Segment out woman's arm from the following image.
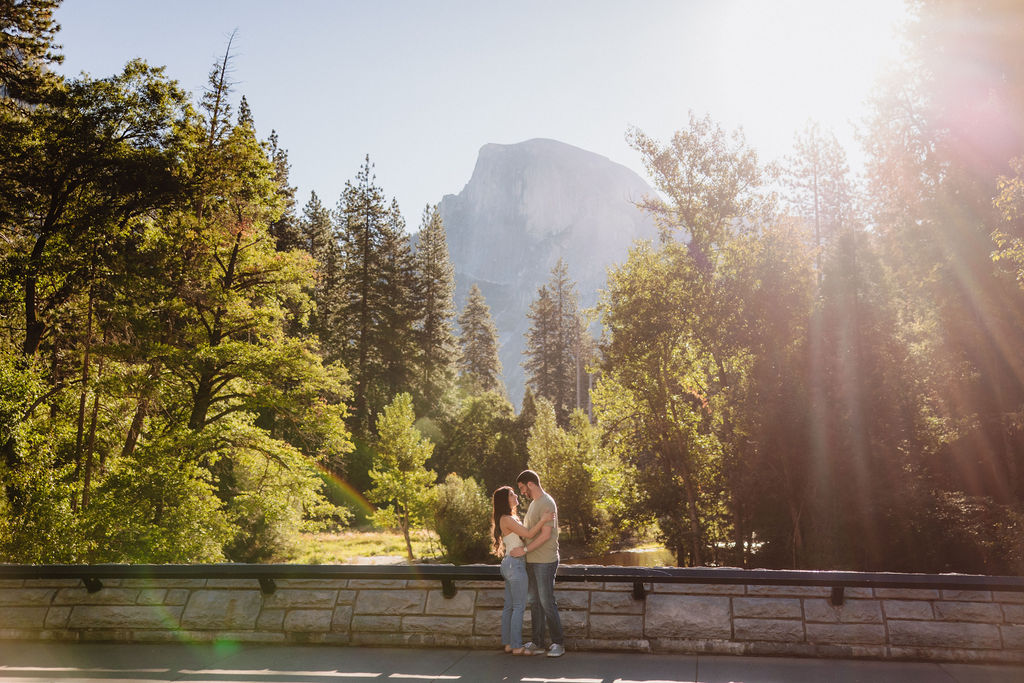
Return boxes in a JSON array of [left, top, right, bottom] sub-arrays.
[[501, 510, 554, 539]]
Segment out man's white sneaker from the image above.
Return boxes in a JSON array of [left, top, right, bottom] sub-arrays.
[[523, 642, 545, 655], [546, 643, 565, 657]]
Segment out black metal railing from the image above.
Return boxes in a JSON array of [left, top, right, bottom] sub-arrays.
[[3, 563, 1024, 605]]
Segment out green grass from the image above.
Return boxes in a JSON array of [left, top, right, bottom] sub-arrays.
[[287, 528, 443, 564]]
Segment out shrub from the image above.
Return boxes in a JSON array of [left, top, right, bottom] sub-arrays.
[[432, 473, 492, 564]]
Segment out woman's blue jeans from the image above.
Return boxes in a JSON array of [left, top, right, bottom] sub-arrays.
[[500, 554, 528, 648]]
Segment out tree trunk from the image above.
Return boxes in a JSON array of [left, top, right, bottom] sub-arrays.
[[402, 510, 414, 560]]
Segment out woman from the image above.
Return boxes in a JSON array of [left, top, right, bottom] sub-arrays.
[[492, 485, 553, 655]]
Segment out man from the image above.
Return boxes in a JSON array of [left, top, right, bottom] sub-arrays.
[[516, 469, 565, 657]]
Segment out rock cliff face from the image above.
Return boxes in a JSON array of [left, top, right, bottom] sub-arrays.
[[439, 138, 658, 407]]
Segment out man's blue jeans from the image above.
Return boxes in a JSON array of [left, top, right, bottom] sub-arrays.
[[526, 560, 563, 647]]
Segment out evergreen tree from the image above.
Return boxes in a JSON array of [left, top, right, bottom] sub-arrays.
[[456, 283, 503, 393], [780, 121, 857, 282], [0, 0, 62, 107], [375, 200, 419, 416], [413, 204, 457, 413], [298, 191, 343, 352], [334, 156, 407, 434], [523, 259, 586, 425], [267, 129, 303, 253]]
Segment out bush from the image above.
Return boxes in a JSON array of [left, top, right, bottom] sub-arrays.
[[432, 473, 492, 563]]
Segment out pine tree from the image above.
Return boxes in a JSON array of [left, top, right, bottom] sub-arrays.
[[376, 198, 419, 413], [299, 191, 343, 352], [0, 0, 62, 107], [267, 129, 303, 252], [334, 157, 417, 435], [523, 259, 586, 425], [413, 204, 457, 412], [781, 121, 857, 283], [456, 284, 503, 393]]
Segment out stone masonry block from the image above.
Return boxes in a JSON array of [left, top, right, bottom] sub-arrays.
[[44, 606, 72, 629], [256, 609, 285, 631], [560, 608, 589, 637], [474, 589, 505, 608], [652, 583, 745, 596], [994, 591, 1024, 604], [940, 590, 992, 602], [732, 597, 802, 619], [734, 618, 805, 643], [180, 590, 262, 630], [556, 591, 590, 610], [745, 585, 830, 598], [883, 600, 934, 620], [1003, 604, 1024, 624], [803, 599, 882, 624], [68, 605, 183, 629], [874, 588, 940, 600], [1000, 624, 1024, 650], [164, 590, 190, 606], [136, 590, 167, 605], [331, 605, 353, 632], [354, 590, 425, 615], [283, 609, 333, 632], [276, 579, 348, 589], [347, 580, 406, 590], [888, 620, 1001, 649], [402, 616, 474, 636], [806, 623, 886, 645], [0, 607, 48, 629], [351, 615, 401, 632], [588, 614, 644, 639], [261, 589, 337, 609], [117, 579, 206, 588], [934, 601, 1002, 623], [644, 594, 731, 639], [425, 589, 475, 616], [473, 608, 503, 636], [590, 590, 644, 615], [203, 580, 260, 590], [0, 589, 55, 606], [54, 588, 139, 605], [336, 590, 357, 605]]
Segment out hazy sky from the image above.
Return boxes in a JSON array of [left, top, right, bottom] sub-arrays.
[[53, 0, 908, 229]]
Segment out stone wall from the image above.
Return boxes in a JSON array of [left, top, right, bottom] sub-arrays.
[[2, 575, 1024, 663]]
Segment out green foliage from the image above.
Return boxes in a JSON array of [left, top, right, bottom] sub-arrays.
[[430, 388, 519, 494], [82, 436, 229, 563], [527, 399, 617, 551], [368, 393, 437, 559], [523, 260, 589, 425], [413, 205, 458, 415], [432, 472, 491, 564], [456, 284, 503, 394]]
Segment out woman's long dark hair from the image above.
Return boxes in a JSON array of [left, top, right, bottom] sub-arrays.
[[491, 486, 514, 555]]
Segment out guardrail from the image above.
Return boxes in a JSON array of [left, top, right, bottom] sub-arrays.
[[3, 563, 1023, 606]]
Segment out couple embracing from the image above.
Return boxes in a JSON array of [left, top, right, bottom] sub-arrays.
[[491, 469, 565, 657]]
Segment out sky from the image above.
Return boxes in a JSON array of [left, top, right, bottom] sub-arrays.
[[52, 0, 910, 230]]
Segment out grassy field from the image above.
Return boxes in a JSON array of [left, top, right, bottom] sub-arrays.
[[287, 528, 443, 564]]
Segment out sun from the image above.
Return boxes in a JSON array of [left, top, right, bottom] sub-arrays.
[[706, 0, 909, 150]]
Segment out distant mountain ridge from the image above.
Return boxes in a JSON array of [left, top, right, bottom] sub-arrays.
[[438, 138, 658, 407]]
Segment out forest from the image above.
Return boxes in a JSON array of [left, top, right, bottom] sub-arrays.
[[3, 0, 1024, 574]]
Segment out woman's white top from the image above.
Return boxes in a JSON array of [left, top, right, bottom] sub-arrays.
[[502, 520, 525, 556]]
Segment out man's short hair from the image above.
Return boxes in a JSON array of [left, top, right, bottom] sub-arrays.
[[516, 469, 540, 486]]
